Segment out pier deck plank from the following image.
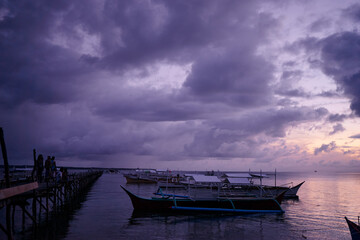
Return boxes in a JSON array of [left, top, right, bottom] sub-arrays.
[[0, 182, 39, 200]]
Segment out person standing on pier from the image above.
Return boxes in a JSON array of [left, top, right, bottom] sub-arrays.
[[61, 167, 68, 182], [45, 156, 51, 181], [50, 156, 56, 178], [56, 168, 62, 182], [36, 154, 44, 182]]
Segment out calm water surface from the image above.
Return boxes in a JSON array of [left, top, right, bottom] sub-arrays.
[[9, 171, 360, 239]]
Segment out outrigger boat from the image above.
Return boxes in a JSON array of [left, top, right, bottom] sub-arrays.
[[123, 169, 158, 184], [221, 172, 304, 199], [221, 181, 305, 199], [345, 216, 360, 240], [121, 185, 286, 214]]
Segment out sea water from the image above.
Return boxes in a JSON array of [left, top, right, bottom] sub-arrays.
[[4, 171, 360, 240]]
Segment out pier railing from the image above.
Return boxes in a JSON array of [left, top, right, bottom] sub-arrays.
[[0, 170, 103, 239], [0, 128, 103, 240]]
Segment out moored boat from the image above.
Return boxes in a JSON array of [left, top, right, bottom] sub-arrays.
[[261, 181, 305, 198], [222, 181, 305, 199], [121, 185, 285, 214], [123, 169, 158, 184], [124, 174, 158, 184], [221, 172, 304, 199], [345, 216, 360, 240]]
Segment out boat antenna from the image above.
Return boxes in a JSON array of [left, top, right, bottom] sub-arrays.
[[275, 168, 277, 187]]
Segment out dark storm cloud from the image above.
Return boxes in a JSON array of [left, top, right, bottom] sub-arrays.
[[342, 3, 360, 22], [319, 32, 360, 116], [327, 113, 348, 122], [316, 91, 341, 98], [294, 31, 360, 116], [0, 0, 96, 108], [91, 88, 225, 122], [0, 0, 275, 111], [215, 107, 328, 138], [96, 0, 261, 71], [183, 47, 274, 106], [0, 0, 283, 163], [184, 107, 328, 158], [314, 141, 336, 155], [1, 0, 347, 167]]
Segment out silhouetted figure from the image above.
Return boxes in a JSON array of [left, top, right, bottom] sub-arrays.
[[50, 156, 56, 178], [45, 156, 51, 181], [36, 154, 44, 182], [56, 169, 62, 182], [61, 167, 68, 182]]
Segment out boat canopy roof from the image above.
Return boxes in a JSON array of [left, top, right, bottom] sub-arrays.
[[250, 173, 269, 178], [135, 169, 157, 173], [226, 178, 251, 184], [185, 174, 221, 183], [224, 173, 252, 178]]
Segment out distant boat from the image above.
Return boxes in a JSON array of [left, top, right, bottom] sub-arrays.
[[121, 185, 286, 214], [123, 174, 158, 184], [221, 172, 305, 199], [345, 216, 360, 240], [123, 169, 158, 184]]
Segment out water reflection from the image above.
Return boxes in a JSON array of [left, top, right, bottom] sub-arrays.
[[127, 209, 289, 240], [16, 186, 94, 240]]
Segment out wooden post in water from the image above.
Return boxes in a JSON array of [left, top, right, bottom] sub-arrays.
[[0, 128, 13, 240], [32, 149, 37, 181], [32, 150, 38, 226], [0, 128, 10, 187]]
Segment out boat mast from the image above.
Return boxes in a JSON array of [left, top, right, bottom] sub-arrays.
[[166, 169, 169, 192], [260, 169, 263, 197]]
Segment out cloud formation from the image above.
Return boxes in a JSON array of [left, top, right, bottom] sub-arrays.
[[319, 32, 360, 116], [0, 0, 359, 170], [329, 123, 345, 135], [350, 134, 360, 139], [314, 141, 337, 155]]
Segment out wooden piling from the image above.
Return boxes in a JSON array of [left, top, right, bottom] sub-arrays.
[[0, 128, 13, 240]]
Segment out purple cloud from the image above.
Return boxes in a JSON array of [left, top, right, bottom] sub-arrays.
[[342, 3, 360, 22], [329, 123, 345, 135], [0, 0, 358, 169], [349, 134, 360, 139], [183, 47, 274, 106], [184, 107, 328, 158], [294, 31, 360, 117], [308, 17, 332, 33], [319, 32, 360, 116], [327, 113, 348, 122], [314, 141, 337, 155]]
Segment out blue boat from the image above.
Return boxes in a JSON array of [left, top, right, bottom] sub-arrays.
[[121, 185, 286, 214]]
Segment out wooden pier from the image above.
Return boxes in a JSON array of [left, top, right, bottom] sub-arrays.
[[0, 128, 103, 239]]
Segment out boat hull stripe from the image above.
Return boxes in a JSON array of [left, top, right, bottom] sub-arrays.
[[171, 206, 284, 214]]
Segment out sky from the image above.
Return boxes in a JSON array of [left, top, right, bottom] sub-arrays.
[[1, 0, 360, 172]]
